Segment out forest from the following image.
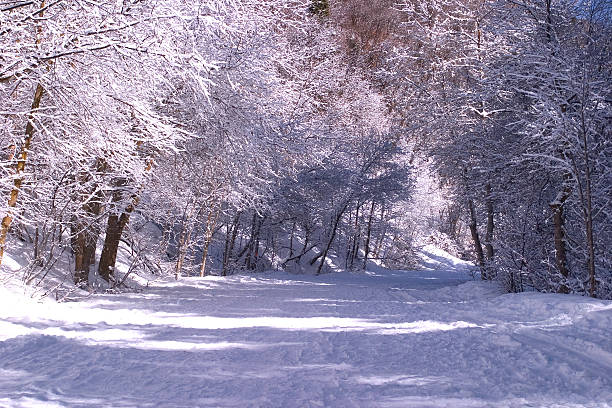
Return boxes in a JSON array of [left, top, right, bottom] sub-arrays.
[[1, 1, 612, 407], [1, 0, 610, 298]]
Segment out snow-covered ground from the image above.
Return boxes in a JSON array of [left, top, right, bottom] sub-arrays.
[[1, 247, 611, 407]]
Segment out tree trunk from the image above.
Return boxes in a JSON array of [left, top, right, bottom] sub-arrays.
[[344, 210, 352, 269], [199, 206, 219, 277], [98, 189, 137, 282], [580, 111, 596, 297], [33, 226, 43, 266], [0, 83, 44, 269], [373, 203, 386, 259], [175, 218, 195, 279], [301, 227, 310, 261], [98, 159, 152, 284], [349, 204, 361, 268], [482, 183, 494, 288], [284, 226, 312, 268], [467, 198, 486, 277], [72, 160, 106, 286], [244, 213, 257, 270], [98, 213, 123, 283], [317, 204, 348, 275], [363, 200, 376, 270], [484, 184, 494, 262], [71, 223, 86, 283], [72, 218, 101, 287], [175, 205, 198, 279], [222, 213, 240, 276], [245, 214, 264, 270], [199, 234, 211, 278], [585, 183, 596, 298], [550, 183, 571, 293], [288, 220, 296, 259], [174, 220, 188, 280]]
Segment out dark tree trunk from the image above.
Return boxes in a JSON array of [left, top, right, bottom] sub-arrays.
[[550, 184, 571, 294], [363, 201, 376, 269], [244, 214, 264, 270], [350, 204, 361, 268], [374, 203, 387, 259], [174, 220, 188, 280], [485, 184, 494, 262], [72, 220, 101, 286], [317, 204, 348, 275], [301, 227, 310, 260], [244, 213, 257, 270], [98, 182, 138, 284], [222, 213, 241, 276], [71, 160, 106, 286], [288, 220, 296, 259], [71, 223, 86, 284], [98, 213, 124, 283], [345, 209, 353, 269], [579, 111, 596, 297], [467, 198, 486, 277], [98, 158, 151, 284]]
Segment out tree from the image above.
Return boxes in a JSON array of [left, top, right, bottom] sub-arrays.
[[0, 0, 224, 285]]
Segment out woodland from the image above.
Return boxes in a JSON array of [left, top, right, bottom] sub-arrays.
[[1, 0, 611, 298]]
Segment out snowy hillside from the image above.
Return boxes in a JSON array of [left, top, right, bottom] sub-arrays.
[[1, 248, 610, 407]]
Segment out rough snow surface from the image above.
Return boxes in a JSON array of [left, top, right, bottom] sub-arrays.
[[1, 248, 611, 407]]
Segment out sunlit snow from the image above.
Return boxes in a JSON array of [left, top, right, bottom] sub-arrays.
[[0, 249, 611, 407]]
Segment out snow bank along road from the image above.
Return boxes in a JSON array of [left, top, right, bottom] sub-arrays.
[[1, 250, 611, 407]]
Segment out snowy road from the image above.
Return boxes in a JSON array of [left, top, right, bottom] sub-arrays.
[[1, 249, 612, 407]]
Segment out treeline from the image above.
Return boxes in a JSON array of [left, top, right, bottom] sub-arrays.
[[330, 0, 611, 297], [0, 0, 412, 289], [1, 0, 610, 299]]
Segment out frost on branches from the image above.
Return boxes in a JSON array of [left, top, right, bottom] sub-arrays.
[[1, 0, 610, 299]]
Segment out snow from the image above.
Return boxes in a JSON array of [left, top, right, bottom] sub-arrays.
[[1, 249, 611, 407]]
